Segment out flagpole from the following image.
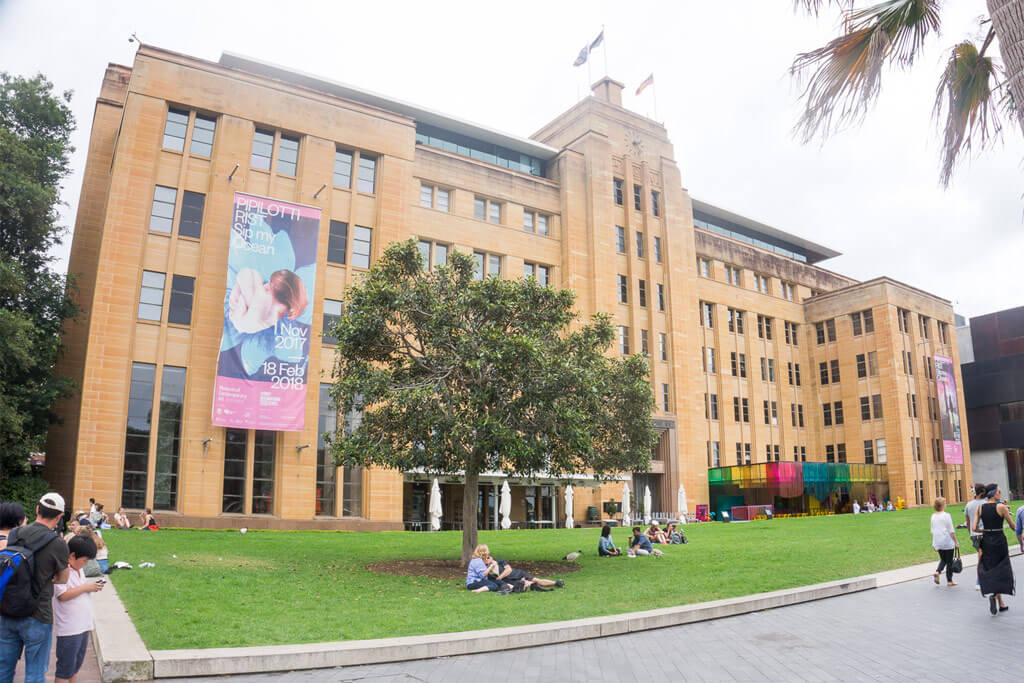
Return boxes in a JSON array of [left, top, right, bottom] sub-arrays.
[[653, 79, 658, 121], [602, 25, 608, 76]]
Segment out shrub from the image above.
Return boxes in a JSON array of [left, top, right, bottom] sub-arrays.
[[0, 475, 52, 522]]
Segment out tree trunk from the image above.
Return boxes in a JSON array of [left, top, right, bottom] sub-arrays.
[[461, 469, 479, 566], [989, 0, 1024, 135]]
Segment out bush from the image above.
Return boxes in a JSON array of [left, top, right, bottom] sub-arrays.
[[0, 475, 52, 522]]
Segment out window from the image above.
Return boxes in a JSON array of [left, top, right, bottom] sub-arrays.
[[651, 191, 661, 216], [703, 347, 716, 373], [149, 185, 177, 233], [800, 446, 807, 461], [736, 443, 743, 466], [342, 402, 364, 516], [474, 197, 486, 220], [706, 393, 719, 420], [654, 236, 662, 262], [613, 178, 623, 205], [524, 262, 550, 286], [826, 445, 835, 463], [823, 403, 833, 427], [725, 265, 741, 285], [924, 356, 933, 380], [489, 202, 501, 224], [733, 397, 749, 423], [875, 439, 886, 464], [795, 363, 802, 386], [909, 393, 918, 418], [744, 443, 752, 464], [659, 333, 667, 361], [851, 309, 874, 336], [730, 352, 747, 378], [322, 299, 343, 345], [918, 314, 931, 339], [759, 358, 775, 382], [316, 384, 337, 516], [222, 428, 247, 513], [781, 282, 795, 301], [938, 321, 949, 344], [636, 232, 645, 258], [276, 133, 299, 175], [618, 275, 628, 303], [700, 302, 714, 328], [619, 326, 630, 354], [784, 321, 799, 345], [903, 351, 914, 375], [708, 441, 721, 467], [167, 275, 194, 326], [726, 309, 744, 334], [662, 384, 670, 411], [328, 221, 348, 265], [657, 284, 665, 311], [897, 308, 910, 332], [251, 430, 276, 514], [698, 258, 711, 278], [473, 253, 484, 280], [334, 149, 353, 188], [863, 440, 875, 464], [352, 226, 372, 269], [190, 114, 216, 156], [641, 329, 650, 356], [830, 359, 840, 383], [856, 354, 867, 378], [121, 362, 155, 509], [138, 270, 166, 321], [523, 211, 537, 232], [837, 443, 847, 463], [769, 400, 778, 425], [834, 401, 844, 424], [753, 274, 770, 294], [872, 394, 883, 419], [162, 108, 189, 151], [488, 254, 502, 278], [792, 404, 805, 428], [178, 191, 205, 239], [757, 315, 773, 340], [536, 213, 548, 236], [827, 319, 837, 341], [420, 184, 450, 211], [152, 365, 186, 510], [357, 154, 377, 193], [638, 280, 647, 307], [633, 184, 642, 211], [816, 322, 825, 345], [421, 184, 435, 208], [251, 129, 274, 170], [615, 226, 626, 253]]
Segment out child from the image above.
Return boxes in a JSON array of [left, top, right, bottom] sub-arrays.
[[53, 535, 105, 683]]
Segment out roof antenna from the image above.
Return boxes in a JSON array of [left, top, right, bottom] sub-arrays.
[[128, 32, 140, 45]]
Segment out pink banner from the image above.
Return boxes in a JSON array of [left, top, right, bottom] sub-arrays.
[[934, 354, 964, 464], [212, 193, 321, 431]]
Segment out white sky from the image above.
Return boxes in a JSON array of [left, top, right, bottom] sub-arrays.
[[1, 0, 1020, 319]]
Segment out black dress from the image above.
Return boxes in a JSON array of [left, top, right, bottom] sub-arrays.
[[978, 502, 1015, 597]]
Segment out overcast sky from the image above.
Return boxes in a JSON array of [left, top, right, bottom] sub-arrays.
[[1, 0, 1020, 319]]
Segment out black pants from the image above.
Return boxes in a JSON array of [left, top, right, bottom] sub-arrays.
[[936, 548, 955, 582]]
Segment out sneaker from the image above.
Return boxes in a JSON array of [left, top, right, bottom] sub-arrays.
[[554, 579, 565, 588]]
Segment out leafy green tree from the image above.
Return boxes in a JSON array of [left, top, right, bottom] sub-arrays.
[[329, 240, 657, 563], [792, 0, 1024, 185], [0, 73, 77, 481]]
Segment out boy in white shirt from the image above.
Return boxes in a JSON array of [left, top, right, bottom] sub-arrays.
[[52, 535, 105, 683]]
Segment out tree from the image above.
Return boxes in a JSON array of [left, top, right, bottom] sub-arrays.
[[791, 0, 1024, 185], [328, 240, 658, 563], [0, 73, 78, 480]]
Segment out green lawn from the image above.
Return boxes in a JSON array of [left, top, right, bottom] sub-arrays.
[[106, 503, 1021, 650]]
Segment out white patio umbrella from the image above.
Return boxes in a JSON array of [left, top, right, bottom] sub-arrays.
[[499, 480, 512, 530], [621, 482, 631, 527], [428, 478, 443, 531], [677, 483, 688, 524], [643, 485, 652, 525], [564, 485, 575, 529]]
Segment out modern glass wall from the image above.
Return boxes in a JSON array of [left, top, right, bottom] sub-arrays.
[[122, 363, 156, 509], [153, 366, 186, 510]]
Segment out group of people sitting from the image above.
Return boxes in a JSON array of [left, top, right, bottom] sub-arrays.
[[83, 498, 159, 530], [465, 544, 567, 594], [599, 522, 687, 557], [852, 499, 894, 514]]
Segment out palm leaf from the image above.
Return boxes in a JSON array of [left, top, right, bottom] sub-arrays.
[[933, 31, 1003, 187], [792, 0, 941, 141]]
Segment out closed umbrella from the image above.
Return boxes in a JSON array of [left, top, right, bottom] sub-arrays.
[[677, 483, 688, 524], [643, 485, 652, 525], [564, 485, 574, 529], [428, 478, 442, 531], [621, 482, 631, 527], [499, 480, 512, 530]]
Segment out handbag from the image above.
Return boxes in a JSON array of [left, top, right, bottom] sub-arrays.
[[951, 547, 963, 574]]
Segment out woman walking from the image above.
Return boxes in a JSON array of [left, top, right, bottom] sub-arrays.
[[930, 497, 958, 586], [971, 483, 1018, 614]]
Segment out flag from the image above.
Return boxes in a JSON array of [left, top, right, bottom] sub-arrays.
[[573, 44, 589, 67], [590, 29, 604, 50], [635, 73, 654, 95]]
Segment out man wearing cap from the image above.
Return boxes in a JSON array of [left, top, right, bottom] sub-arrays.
[[0, 493, 70, 683]]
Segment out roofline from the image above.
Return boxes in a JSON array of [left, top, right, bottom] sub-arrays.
[[690, 198, 842, 263], [218, 52, 560, 162], [808, 276, 952, 307]]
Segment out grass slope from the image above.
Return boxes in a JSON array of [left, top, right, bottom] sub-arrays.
[[107, 502, 1020, 649]]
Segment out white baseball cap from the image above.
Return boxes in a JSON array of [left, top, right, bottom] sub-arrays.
[[38, 492, 66, 512]]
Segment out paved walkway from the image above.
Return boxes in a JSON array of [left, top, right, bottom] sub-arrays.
[[12, 632, 102, 683], [192, 555, 1024, 683]]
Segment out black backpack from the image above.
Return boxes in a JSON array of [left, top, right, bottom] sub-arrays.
[[0, 526, 60, 618]]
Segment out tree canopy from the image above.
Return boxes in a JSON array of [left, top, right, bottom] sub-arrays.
[[329, 239, 657, 562], [0, 72, 78, 480]]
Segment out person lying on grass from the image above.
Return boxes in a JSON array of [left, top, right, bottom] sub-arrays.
[[628, 526, 653, 556], [465, 544, 510, 594], [490, 557, 564, 592]]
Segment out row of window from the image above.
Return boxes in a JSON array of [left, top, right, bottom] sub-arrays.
[[617, 275, 666, 310], [615, 226, 663, 262], [896, 308, 951, 344], [699, 303, 800, 346], [815, 310, 874, 344], [702, 391, 884, 425], [706, 439, 887, 467], [612, 178, 661, 216], [697, 258, 800, 301], [618, 326, 670, 362], [420, 184, 553, 236]]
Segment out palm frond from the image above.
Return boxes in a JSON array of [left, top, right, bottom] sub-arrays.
[[933, 31, 1003, 187], [794, 0, 847, 15], [792, 0, 942, 141]]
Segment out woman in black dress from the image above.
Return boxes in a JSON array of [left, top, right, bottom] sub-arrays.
[[971, 483, 1018, 614]]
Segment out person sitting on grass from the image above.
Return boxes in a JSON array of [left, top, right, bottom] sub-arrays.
[[628, 526, 653, 556], [53, 535, 105, 683], [465, 544, 510, 594], [138, 508, 158, 530], [492, 557, 564, 592], [113, 507, 132, 529], [598, 524, 621, 556], [646, 522, 669, 544], [666, 522, 687, 544]]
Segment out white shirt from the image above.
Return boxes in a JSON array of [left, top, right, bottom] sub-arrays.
[[852, 503, 860, 514], [931, 511, 956, 551], [52, 567, 94, 637]]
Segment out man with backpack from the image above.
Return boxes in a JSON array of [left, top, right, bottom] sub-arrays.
[[0, 492, 70, 683]]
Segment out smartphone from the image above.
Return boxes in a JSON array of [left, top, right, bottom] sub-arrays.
[[96, 579, 106, 585]]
